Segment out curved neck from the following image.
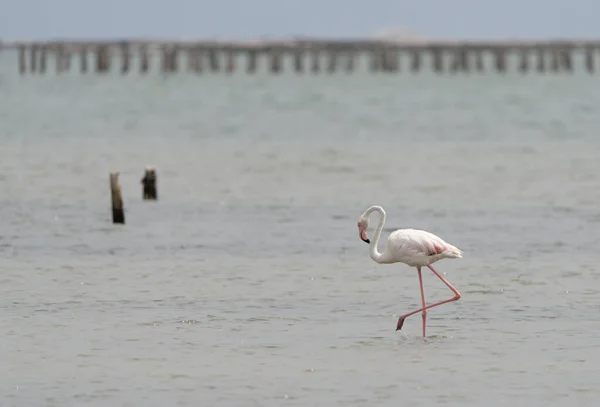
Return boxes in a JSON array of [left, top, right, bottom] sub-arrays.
[[367, 206, 388, 263]]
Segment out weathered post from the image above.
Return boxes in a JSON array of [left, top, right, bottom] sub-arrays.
[[110, 172, 125, 224], [141, 167, 157, 200]]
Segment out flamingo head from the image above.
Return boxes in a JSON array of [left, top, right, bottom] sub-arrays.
[[357, 217, 370, 244]]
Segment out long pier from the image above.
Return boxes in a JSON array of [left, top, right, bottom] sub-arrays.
[[1, 39, 599, 75]]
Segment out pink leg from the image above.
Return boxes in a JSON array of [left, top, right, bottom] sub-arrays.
[[396, 264, 461, 333], [417, 267, 427, 337]]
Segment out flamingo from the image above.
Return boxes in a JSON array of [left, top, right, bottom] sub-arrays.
[[357, 205, 463, 337]]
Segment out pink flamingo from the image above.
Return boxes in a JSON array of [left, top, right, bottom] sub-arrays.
[[357, 205, 463, 337]]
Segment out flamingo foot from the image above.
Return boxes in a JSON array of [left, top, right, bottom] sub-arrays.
[[396, 317, 406, 331]]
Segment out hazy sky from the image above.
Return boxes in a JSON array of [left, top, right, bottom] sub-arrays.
[[1, 0, 599, 40]]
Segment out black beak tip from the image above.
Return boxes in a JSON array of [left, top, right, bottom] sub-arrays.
[[362, 238, 370, 244]]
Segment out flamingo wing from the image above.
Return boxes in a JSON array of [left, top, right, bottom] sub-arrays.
[[387, 228, 452, 258]]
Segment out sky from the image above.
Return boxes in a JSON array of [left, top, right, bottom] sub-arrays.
[[1, 0, 599, 40]]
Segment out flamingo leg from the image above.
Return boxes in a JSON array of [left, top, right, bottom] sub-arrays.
[[396, 264, 461, 334], [417, 267, 427, 337]]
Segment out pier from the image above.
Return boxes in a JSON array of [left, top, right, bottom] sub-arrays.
[[1, 38, 599, 75]]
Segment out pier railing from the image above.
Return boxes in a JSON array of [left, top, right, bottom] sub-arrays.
[[1, 39, 599, 75]]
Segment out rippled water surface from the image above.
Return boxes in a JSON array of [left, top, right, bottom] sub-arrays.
[[1, 52, 600, 406]]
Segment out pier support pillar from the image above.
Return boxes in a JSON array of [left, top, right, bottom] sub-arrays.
[[270, 50, 282, 74], [39, 46, 47, 73], [410, 50, 421, 72], [450, 47, 469, 73], [80, 47, 88, 73], [560, 48, 572, 72], [550, 49, 560, 72], [494, 48, 507, 73], [96, 46, 110, 73], [311, 50, 320, 73], [139, 45, 149, 73], [56, 46, 66, 74], [247, 50, 257, 73], [369, 49, 381, 72], [536, 48, 546, 73], [382, 50, 399, 72], [585, 47, 595, 73], [431, 48, 443, 74], [19, 45, 26, 74], [188, 47, 202, 73], [345, 51, 354, 72], [29, 45, 38, 73], [161, 46, 178, 73], [120, 43, 130, 74], [327, 50, 338, 73], [518, 49, 528, 73], [294, 50, 303, 73], [208, 48, 219, 72], [226, 49, 235, 74], [474, 50, 484, 72]]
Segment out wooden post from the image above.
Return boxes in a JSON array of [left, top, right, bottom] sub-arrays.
[[110, 172, 125, 224], [141, 167, 157, 200]]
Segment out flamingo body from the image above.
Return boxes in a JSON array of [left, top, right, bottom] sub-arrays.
[[380, 228, 463, 267]]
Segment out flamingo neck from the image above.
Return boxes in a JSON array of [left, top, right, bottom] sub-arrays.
[[367, 206, 388, 264]]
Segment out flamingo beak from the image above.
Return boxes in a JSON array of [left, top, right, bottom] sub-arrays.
[[359, 225, 370, 244]]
